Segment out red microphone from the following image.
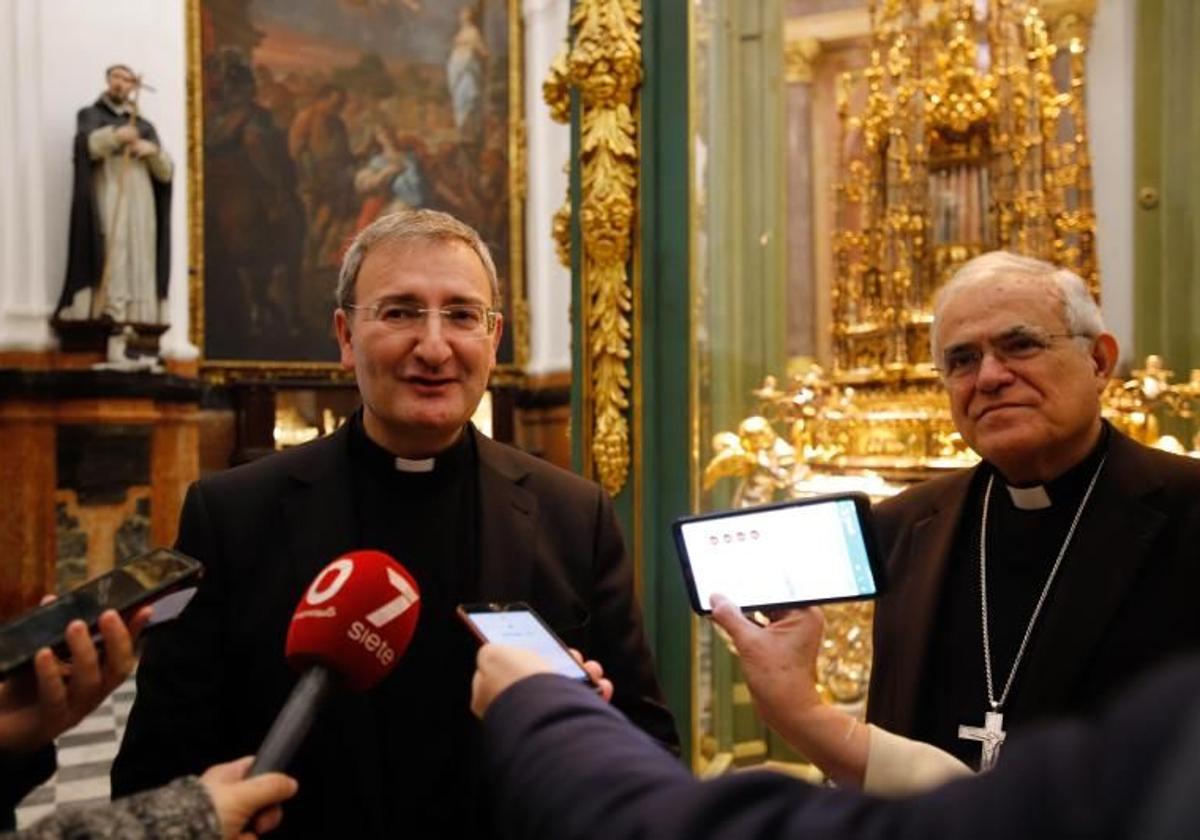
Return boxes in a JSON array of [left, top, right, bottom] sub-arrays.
[[249, 550, 420, 775]]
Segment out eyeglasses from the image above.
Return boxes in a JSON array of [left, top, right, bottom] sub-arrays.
[[937, 327, 1091, 380], [345, 300, 498, 337]]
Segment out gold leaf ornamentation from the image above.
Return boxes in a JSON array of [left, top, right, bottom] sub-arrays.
[[563, 0, 642, 495], [543, 45, 571, 125], [551, 199, 572, 269]]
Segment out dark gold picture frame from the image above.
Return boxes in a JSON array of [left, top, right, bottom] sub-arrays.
[[186, 0, 527, 383]]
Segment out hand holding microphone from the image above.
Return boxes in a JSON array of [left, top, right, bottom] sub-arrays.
[[200, 756, 298, 840], [249, 550, 421, 776]]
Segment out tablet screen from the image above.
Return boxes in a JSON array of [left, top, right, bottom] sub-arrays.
[[676, 497, 878, 612]]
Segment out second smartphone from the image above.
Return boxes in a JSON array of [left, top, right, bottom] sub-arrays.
[[457, 602, 598, 688]]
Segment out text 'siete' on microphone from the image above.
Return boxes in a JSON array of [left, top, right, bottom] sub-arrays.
[[249, 550, 420, 776]]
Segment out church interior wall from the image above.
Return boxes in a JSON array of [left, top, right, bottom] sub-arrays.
[[1, 0, 573, 373], [7, 0, 194, 358], [2, 0, 1138, 399], [0, 0, 1160, 593], [0, 0, 575, 613]]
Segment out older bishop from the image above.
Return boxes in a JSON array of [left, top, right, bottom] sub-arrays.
[[867, 251, 1200, 773], [700, 251, 1200, 793]]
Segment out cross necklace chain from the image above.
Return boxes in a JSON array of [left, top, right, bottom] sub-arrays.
[[957, 456, 1107, 772]]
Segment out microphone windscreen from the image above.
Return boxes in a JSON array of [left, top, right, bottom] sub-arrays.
[[284, 550, 420, 691]]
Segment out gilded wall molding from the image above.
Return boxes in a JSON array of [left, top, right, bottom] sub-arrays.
[[556, 0, 641, 496], [543, 46, 572, 270], [543, 45, 571, 124]]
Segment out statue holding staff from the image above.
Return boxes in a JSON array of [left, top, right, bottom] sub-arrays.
[[56, 64, 173, 333]]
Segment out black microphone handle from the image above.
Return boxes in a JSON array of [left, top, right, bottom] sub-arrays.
[[248, 666, 333, 776]]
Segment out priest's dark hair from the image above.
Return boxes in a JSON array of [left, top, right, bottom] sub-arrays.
[[105, 63, 135, 79], [335, 209, 501, 310]]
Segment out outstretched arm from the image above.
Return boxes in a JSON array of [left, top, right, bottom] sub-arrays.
[[709, 595, 872, 787], [709, 595, 969, 793], [8, 758, 297, 840], [480, 655, 1200, 840]]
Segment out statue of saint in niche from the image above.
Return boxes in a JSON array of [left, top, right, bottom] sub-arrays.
[[56, 64, 173, 360]]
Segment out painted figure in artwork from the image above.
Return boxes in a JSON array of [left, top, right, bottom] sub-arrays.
[[446, 5, 488, 145], [290, 84, 356, 271], [203, 50, 305, 349]]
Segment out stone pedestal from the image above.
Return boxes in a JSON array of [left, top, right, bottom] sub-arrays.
[[0, 369, 201, 618]]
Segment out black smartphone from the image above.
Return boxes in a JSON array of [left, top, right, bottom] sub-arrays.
[[0, 547, 203, 677], [457, 602, 598, 688], [671, 492, 885, 614]]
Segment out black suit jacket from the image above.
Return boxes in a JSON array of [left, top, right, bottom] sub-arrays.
[[867, 428, 1200, 736], [112, 425, 678, 836], [0, 747, 54, 830], [483, 654, 1200, 840]]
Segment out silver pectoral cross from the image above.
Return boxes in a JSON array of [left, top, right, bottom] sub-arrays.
[[958, 709, 1007, 772]]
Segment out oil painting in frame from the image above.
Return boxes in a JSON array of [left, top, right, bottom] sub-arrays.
[[186, 0, 526, 381]]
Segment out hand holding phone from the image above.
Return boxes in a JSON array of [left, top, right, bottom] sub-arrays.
[[0, 547, 203, 679], [458, 603, 600, 689], [0, 606, 150, 754]]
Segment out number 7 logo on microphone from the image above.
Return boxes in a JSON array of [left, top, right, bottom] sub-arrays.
[[287, 550, 422, 692], [366, 567, 418, 628], [303, 556, 419, 627]]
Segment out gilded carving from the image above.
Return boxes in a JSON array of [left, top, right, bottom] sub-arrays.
[[543, 45, 571, 124], [543, 46, 573, 271], [559, 0, 642, 496], [832, 0, 1099, 380], [783, 37, 821, 85], [551, 200, 572, 269]]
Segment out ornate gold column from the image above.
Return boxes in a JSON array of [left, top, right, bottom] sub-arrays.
[[544, 0, 642, 496]]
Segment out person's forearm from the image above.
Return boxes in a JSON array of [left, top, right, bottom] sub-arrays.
[[769, 700, 870, 788], [3, 776, 220, 839], [862, 725, 971, 795]]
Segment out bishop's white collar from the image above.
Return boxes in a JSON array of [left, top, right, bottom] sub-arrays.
[[1004, 483, 1052, 510], [393, 455, 435, 473]]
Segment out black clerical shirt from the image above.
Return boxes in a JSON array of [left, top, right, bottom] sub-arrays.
[[913, 425, 1111, 768], [347, 413, 485, 835]]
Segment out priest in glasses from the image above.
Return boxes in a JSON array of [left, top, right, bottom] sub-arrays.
[[714, 251, 1200, 791], [113, 209, 678, 837]]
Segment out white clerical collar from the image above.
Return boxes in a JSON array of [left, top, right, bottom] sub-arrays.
[[1005, 483, 1052, 510], [393, 455, 435, 473]]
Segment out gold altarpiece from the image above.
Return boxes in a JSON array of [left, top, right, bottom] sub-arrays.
[[688, 0, 1200, 776], [690, 0, 1111, 776], [545, 0, 1196, 774]]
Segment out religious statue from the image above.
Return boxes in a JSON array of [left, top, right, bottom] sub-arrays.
[[56, 64, 173, 362]]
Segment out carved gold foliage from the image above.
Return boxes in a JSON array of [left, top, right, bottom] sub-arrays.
[[544, 47, 573, 270], [543, 45, 571, 125], [564, 0, 642, 496], [551, 199, 572, 269]]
